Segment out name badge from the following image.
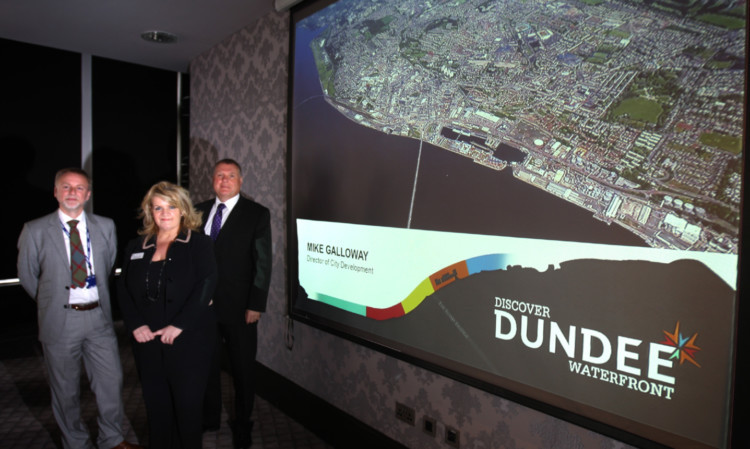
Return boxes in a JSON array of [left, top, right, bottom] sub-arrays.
[[131, 252, 145, 260]]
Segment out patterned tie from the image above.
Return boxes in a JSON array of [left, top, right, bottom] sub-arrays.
[[68, 220, 88, 288], [210, 203, 226, 241]]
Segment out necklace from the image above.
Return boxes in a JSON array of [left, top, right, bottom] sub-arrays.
[[145, 259, 167, 302]]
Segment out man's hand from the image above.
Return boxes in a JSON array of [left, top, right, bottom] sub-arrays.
[[245, 310, 261, 324]]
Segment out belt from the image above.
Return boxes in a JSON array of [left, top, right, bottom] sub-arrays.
[[65, 301, 100, 311]]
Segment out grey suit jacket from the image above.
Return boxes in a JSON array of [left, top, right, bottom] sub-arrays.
[[17, 211, 117, 343]]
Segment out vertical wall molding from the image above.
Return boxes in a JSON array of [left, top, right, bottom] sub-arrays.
[[81, 53, 93, 210], [176, 72, 184, 186]]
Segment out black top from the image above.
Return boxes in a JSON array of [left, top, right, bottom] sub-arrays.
[[146, 260, 166, 302], [117, 230, 218, 333]]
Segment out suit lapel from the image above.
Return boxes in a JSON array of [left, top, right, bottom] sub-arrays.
[[201, 197, 246, 244], [217, 197, 247, 242], [44, 213, 69, 266], [87, 214, 107, 276]]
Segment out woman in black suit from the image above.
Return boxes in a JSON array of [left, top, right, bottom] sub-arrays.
[[118, 181, 217, 449]]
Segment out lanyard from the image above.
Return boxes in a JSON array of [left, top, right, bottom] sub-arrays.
[[60, 219, 95, 275]]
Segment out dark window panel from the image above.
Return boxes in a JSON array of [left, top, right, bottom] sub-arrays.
[[0, 38, 81, 279]]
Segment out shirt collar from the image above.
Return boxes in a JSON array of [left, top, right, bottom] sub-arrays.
[[142, 229, 192, 249], [58, 209, 87, 227], [215, 193, 240, 213]]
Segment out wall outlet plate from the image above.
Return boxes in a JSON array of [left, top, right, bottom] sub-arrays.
[[423, 416, 437, 436], [395, 401, 415, 426], [445, 425, 460, 448]]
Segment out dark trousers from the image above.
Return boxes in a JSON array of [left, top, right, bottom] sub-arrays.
[[134, 328, 216, 449], [204, 321, 258, 439]]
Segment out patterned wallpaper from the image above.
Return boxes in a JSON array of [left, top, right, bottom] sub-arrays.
[[189, 9, 634, 449]]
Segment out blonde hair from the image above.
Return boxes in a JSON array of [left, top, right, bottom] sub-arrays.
[[138, 181, 203, 238]]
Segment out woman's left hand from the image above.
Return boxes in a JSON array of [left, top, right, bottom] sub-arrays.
[[155, 325, 183, 345]]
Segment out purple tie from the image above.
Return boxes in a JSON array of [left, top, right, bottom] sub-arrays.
[[210, 203, 226, 241]]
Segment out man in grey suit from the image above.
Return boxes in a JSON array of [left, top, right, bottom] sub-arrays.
[[17, 168, 141, 449]]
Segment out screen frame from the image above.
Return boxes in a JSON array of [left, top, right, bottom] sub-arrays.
[[284, 1, 746, 447]]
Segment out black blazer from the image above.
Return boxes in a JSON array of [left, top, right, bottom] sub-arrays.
[[118, 230, 218, 332], [196, 196, 272, 325]]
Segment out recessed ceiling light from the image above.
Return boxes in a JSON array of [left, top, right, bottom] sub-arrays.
[[141, 31, 177, 44]]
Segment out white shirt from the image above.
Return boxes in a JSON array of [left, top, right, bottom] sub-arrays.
[[203, 193, 240, 236], [58, 209, 99, 304]]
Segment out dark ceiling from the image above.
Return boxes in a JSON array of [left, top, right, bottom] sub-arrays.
[[0, 0, 292, 73]]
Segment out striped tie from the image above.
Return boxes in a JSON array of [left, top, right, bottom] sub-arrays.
[[68, 220, 88, 288]]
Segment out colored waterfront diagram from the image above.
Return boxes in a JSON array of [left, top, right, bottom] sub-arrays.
[[300, 0, 746, 254]]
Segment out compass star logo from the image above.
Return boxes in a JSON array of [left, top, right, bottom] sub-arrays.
[[660, 321, 701, 367]]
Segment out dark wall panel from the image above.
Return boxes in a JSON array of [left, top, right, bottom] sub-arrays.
[[92, 57, 178, 260], [1, 40, 179, 332], [0, 38, 81, 279]]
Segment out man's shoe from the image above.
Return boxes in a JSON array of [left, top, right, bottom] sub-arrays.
[[110, 441, 144, 449]]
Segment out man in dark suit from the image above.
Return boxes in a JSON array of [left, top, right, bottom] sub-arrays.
[[197, 159, 272, 449], [17, 167, 140, 449]]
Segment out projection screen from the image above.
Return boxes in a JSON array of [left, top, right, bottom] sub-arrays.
[[287, 0, 745, 447]]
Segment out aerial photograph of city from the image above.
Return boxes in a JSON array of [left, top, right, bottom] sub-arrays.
[[296, 0, 746, 254]]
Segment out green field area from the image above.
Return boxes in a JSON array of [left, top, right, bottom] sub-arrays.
[[612, 97, 663, 124], [706, 60, 734, 69], [683, 46, 714, 59], [311, 40, 336, 97], [699, 131, 743, 154], [697, 14, 745, 30], [587, 53, 608, 64], [363, 16, 396, 40], [608, 29, 630, 39]]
